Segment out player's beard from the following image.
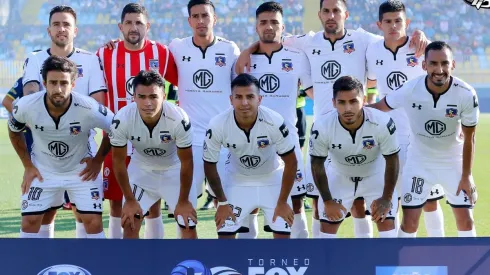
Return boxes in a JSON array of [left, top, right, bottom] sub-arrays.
[[49, 94, 69, 108], [342, 111, 360, 125], [324, 21, 341, 35], [430, 72, 449, 87], [125, 31, 143, 45], [51, 34, 71, 48], [260, 32, 276, 44]]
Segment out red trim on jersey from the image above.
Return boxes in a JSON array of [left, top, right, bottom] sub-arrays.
[[156, 43, 179, 86]]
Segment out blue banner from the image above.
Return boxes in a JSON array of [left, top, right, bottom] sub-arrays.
[[2, 238, 490, 274]]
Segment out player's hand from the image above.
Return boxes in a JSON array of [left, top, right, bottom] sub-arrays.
[[235, 50, 252, 74], [121, 199, 143, 231], [215, 203, 235, 230], [21, 165, 43, 195], [174, 199, 198, 229], [273, 201, 294, 227], [409, 29, 429, 57], [79, 157, 102, 181], [324, 200, 347, 222], [104, 39, 122, 50], [457, 175, 477, 205], [370, 197, 392, 223]]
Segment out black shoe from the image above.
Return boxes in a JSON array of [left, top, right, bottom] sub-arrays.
[[200, 196, 215, 210], [163, 202, 169, 210]]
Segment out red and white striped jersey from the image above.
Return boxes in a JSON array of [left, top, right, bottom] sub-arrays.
[[96, 40, 178, 113]]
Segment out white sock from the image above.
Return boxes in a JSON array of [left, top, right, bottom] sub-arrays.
[[312, 218, 320, 238], [353, 217, 374, 238], [378, 228, 398, 238], [291, 212, 309, 239], [86, 231, 106, 239], [176, 223, 182, 239], [237, 214, 259, 239], [398, 228, 417, 238], [424, 207, 445, 237], [75, 221, 87, 238], [108, 216, 123, 239], [319, 232, 337, 238], [20, 231, 40, 238], [38, 223, 55, 238], [144, 215, 164, 239], [458, 228, 476, 237]]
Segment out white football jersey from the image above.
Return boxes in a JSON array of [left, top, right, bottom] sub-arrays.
[[385, 75, 479, 167], [109, 101, 193, 170], [309, 108, 400, 177], [234, 45, 313, 129], [366, 37, 425, 144], [169, 36, 240, 146], [284, 29, 381, 119], [203, 106, 295, 176], [22, 48, 107, 96], [8, 92, 114, 178]]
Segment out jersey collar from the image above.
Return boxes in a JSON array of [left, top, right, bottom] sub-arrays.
[[383, 36, 409, 60], [425, 75, 453, 107], [323, 28, 347, 51], [233, 109, 258, 143], [337, 108, 365, 144], [192, 36, 217, 59], [252, 44, 284, 64], [47, 47, 76, 58], [43, 92, 73, 129]]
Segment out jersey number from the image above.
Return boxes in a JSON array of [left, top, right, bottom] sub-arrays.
[[111, 119, 121, 129], [411, 177, 424, 195], [28, 187, 43, 201], [13, 105, 18, 114], [279, 123, 289, 138], [98, 104, 108, 116]]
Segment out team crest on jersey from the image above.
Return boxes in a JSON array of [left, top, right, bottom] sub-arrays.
[[215, 56, 226, 67], [160, 134, 172, 143], [362, 138, 375, 149], [446, 107, 458, 118], [257, 137, 270, 148], [295, 171, 303, 182], [343, 41, 355, 54], [70, 125, 82, 135], [406, 56, 418, 67], [149, 59, 159, 71], [282, 60, 293, 72], [91, 191, 100, 200], [76, 65, 83, 77]]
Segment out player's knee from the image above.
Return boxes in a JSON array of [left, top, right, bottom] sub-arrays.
[[292, 197, 304, 213], [147, 202, 161, 218], [80, 215, 103, 234], [320, 221, 341, 234], [180, 227, 198, 239], [350, 199, 366, 218], [110, 200, 123, 217], [21, 216, 43, 233], [401, 212, 420, 232], [455, 214, 474, 231], [41, 209, 56, 224]]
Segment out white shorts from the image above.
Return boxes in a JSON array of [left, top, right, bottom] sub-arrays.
[[192, 145, 228, 198], [21, 175, 104, 216], [401, 160, 473, 209], [291, 141, 307, 198], [397, 144, 444, 202], [124, 163, 197, 228], [218, 168, 292, 235], [318, 168, 398, 224]]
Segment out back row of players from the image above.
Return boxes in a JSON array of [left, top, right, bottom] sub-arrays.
[[6, 0, 478, 239]]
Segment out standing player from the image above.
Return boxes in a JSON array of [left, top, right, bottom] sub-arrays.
[[98, 3, 179, 239], [236, 0, 428, 238], [8, 56, 113, 239], [22, 5, 107, 239], [109, 70, 197, 239], [204, 74, 297, 239], [366, 0, 445, 237], [232, 2, 312, 239], [370, 41, 479, 237], [310, 76, 400, 238]]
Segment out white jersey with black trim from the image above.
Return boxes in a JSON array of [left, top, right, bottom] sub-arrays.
[[109, 101, 193, 170], [8, 92, 113, 179], [203, 106, 295, 177], [309, 107, 400, 177], [169, 36, 240, 146], [234, 45, 313, 130], [22, 48, 107, 96], [366, 37, 425, 144], [284, 29, 381, 119], [385, 75, 479, 167]]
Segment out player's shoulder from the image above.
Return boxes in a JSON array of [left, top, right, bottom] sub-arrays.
[[282, 45, 304, 56], [114, 102, 137, 119], [25, 49, 47, 63], [315, 110, 337, 127], [164, 101, 189, 122], [451, 76, 476, 95], [209, 107, 233, 128], [169, 37, 187, 48], [16, 91, 44, 107], [366, 38, 384, 54], [72, 92, 102, 111], [216, 36, 239, 49], [75, 48, 95, 56], [364, 107, 391, 126], [258, 106, 284, 127]]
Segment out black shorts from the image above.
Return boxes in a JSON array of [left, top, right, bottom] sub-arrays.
[[295, 107, 306, 148]]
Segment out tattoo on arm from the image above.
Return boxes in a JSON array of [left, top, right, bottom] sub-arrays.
[[310, 156, 332, 201], [203, 162, 226, 201], [383, 153, 399, 199]]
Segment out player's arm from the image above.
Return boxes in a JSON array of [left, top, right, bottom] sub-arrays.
[[2, 94, 15, 113], [368, 81, 411, 112], [87, 54, 107, 104], [109, 115, 133, 200], [22, 56, 42, 96], [163, 48, 179, 86], [299, 49, 314, 99], [365, 44, 378, 105], [309, 123, 332, 202], [3, 78, 22, 113]]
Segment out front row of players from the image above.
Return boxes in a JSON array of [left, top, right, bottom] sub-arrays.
[[10, 39, 479, 239]]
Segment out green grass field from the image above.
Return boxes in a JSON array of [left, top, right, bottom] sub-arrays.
[[0, 115, 489, 238]]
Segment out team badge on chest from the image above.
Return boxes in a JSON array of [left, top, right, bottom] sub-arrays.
[[406, 55, 418, 67], [282, 60, 293, 72], [160, 132, 172, 143], [362, 137, 375, 149], [445, 107, 458, 118], [70, 122, 81, 136], [343, 41, 355, 54], [149, 59, 159, 71], [257, 136, 270, 148], [215, 55, 226, 67]]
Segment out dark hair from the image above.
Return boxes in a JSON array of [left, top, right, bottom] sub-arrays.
[[121, 3, 149, 23], [41, 55, 78, 82], [320, 0, 347, 9], [231, 74, 260, 93], [333, 76, 364, 99], [378, 0, 406, 22], [132, 70, 165, 94], [425, 41, 453, 59], [49, 5, 77, 25], [256, 1, 283, 18], [187, 0, 216, 16]]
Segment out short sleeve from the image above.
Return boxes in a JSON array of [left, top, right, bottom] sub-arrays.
[[357, 28, 383, 45], [461, 89, 480, 127], [7, 78, 23, 100], [90, 99, 114, 132], [88, 55, 107, 95], [308, 121, 329, 158], [298, 50, 313, 90], [384, 81, 412, 109], [174, 108, 193, 149], [378, 116, 401, 156], [202, 118, 223, 163], [271, 119, 295, 156], [22, 54, 42, 86], [8, 98, 27, 132], [109, 111, 128, 148], [366, 43, 377, 81], [282, 31, 314, 51]]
